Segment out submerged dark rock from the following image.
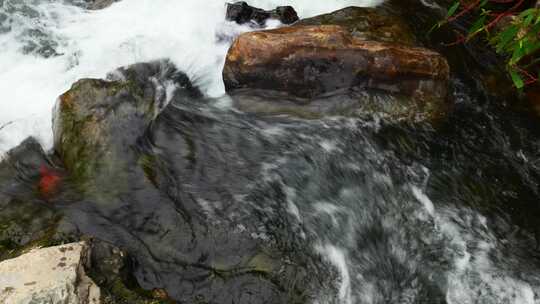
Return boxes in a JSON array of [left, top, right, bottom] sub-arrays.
[[0, 12, 9, 34], [225, 1, 299, 26], [0, 1, 61, 58], [230, 86, 450, 121], [88, 0, 120, 10], [74, 0, 121, 10], [20, 28, 60, 58]]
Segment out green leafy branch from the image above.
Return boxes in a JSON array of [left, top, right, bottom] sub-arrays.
[[435, 0, 540, 89]]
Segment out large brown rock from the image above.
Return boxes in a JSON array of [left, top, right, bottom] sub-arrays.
[[222, 4, 455, 122], [224, 25, 449, 103]]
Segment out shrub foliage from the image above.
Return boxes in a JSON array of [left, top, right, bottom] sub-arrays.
[[437, 0, 540, 89]]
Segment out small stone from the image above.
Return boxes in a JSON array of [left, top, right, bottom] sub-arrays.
[[152, 288, 169, 300], [84, 0, 120, 10], [225, 1, 298, 26]]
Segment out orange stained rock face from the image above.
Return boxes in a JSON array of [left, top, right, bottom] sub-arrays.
[[39, 165, 62, 199], [227, 25, 449, 79], [224, 25, 450, 99]]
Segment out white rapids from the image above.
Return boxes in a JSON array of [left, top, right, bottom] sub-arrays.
[[0, 0, 382, 155]]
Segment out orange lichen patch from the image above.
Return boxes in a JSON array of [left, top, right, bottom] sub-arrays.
[[38, 165, 62, 199], [58, 90, 76, 110]]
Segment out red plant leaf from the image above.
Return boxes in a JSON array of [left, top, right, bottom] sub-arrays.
[[39, 165, 62, 198]]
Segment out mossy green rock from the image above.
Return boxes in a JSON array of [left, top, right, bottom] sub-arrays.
[[53, 76, 154, 182], [295, 6, 416, 46], [53, 60, 197, 189]]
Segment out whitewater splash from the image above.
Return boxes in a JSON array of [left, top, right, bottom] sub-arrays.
[[0, 0, 382, 155]]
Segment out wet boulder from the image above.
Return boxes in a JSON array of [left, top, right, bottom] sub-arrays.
[[0, 242, 100, 304], [225, 1, 299, 26], [224, 25, 450, 121], [230, 87, 449, 121], [53, 60, 199, 186], [223, 4, 453, 122]]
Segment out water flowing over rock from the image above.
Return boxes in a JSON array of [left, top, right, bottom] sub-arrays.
[[0, 242, 100, 304], [224, 25, 450, 121], [225, 1, 299, 26], [51, 61, 335, 303]]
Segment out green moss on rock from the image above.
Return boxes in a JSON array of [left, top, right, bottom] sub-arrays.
[[0, 199, 65, 261], [296, 6, 417, 46]]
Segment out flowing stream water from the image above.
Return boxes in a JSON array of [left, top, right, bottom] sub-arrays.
[[2, 0, 540, 303]]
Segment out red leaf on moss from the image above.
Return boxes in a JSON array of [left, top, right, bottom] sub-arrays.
[[39, 165, 62, 198]]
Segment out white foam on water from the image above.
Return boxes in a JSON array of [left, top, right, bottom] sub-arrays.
[[446, 241, 538, 304], [0, 0, 382, 156], [313, 202, 343, 228], [284, 185, 303, 223], [317, 243, 353, 304], [319, 140, 342, 153], [412, 184, 540, 304], [411, 185, 435, 217]]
